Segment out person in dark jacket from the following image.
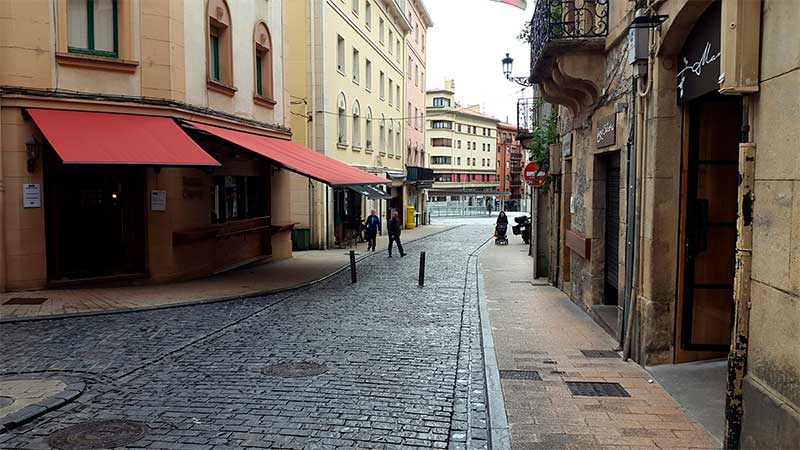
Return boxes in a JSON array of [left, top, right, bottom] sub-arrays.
[[365, 209, 380, 251], [387, 210, 406, 257], [496, 211, 508, 225]]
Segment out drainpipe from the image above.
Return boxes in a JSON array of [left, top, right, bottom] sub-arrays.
[[724, 98, 755, 450], [0, 104, 5, 293]]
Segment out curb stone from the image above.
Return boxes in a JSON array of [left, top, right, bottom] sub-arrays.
[[0, 376, 86, 433]]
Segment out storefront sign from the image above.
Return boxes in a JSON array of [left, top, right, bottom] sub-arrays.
[[595, 114, 616, 148], [151, 190, 167, 211], [23, 184, 41, 208], [182, 177, 204, 200], [677, 1, 721, 103]]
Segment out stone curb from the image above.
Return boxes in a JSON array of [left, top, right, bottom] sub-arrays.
[[476, 259, 511, 450], [1, 225, 461, 324], [0, 377, 85, 434]]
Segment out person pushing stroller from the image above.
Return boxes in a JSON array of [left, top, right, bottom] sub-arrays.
[[495, 211, 509, 245]]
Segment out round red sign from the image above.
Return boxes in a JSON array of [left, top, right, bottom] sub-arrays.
[[522, 161, 539, 183]]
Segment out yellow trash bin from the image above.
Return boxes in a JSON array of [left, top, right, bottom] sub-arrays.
[[406, 206, 415, 229]]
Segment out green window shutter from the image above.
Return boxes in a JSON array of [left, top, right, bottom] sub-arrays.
[[211, 35, 220, 81], [256, 54, 263, 96]]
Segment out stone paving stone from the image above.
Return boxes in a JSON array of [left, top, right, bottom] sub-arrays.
[[0, 225, 492, 449]]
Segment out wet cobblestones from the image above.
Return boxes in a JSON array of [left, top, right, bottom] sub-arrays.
[[0, 225, 492, 449]]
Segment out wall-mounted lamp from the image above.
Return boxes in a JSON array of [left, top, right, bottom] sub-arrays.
[[25, 137, 42, 173]]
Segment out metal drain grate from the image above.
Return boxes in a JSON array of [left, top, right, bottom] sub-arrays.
[[48, 420, 147, 450], [499, 370, 541, 381], [566, 382, 630, 397], [4, 297, 47, 305], [580, 349, 620, 358], [262, 362, 328, 378]]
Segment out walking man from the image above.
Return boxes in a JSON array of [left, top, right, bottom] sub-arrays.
[[365, 209, 380, 251], [387, 210, 406, 258]]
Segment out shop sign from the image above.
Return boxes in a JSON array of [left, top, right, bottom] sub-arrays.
[[23, 184, 41, 208], [595, 114, 616, 148], [677, 1, 721, 103], [151, 190, 167, 212]]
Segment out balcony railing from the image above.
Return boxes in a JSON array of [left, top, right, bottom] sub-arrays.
[[529, 0, 609, 77], [510, 152, 524, 160]]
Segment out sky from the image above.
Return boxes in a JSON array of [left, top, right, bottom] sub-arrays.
[[424, 0, 535, 125]]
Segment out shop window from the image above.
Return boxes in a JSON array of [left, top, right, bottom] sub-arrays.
[[253, 21, 274, 103], [338, 92, 347, 145], [352, 100, 361, 148], [211, 176, 267, 223], [67, 0, 118, 57]]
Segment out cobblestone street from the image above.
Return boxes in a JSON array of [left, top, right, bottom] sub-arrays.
[[0, 225, 491, 450]]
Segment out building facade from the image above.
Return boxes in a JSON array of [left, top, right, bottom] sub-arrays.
[[496, 122, 523, 211], [525, 0, 799, 447], [426, 81, 500, 211]]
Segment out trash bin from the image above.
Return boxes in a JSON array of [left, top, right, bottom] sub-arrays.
[[406, 206, 415, 229], [292, 226, 311, 251]]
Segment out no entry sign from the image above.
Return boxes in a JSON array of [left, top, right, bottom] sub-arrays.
[[523, 161, 549, 186]]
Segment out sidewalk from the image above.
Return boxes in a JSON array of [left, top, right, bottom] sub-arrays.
[[0, 224, 452, 322], [480, 240, 719, 450]]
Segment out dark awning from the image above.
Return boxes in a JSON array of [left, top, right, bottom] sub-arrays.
[[342, 184, 393, 199]]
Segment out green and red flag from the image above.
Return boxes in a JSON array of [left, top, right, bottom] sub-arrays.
[[491, 0, 527, 10]]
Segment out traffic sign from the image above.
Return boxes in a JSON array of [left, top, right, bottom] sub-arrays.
[[523, 161, 539, 183]]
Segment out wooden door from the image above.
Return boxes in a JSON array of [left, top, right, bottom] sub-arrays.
[[676, 94, 741, 362]]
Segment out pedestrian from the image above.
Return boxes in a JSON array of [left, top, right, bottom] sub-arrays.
[[486, 202, 493, 216], [365, 209, 380, 251], [496, 210, 508, 225], [387, 210, 406, 258]]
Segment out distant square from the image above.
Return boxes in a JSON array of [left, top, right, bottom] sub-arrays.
[[499, 370, 542, 381], [566, 381, 630, 397]]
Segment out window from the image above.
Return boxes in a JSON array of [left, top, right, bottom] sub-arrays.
[[389, 30, 394, 53], [388, 121, 394, 155], [379, 18, 385, 43], [415, 24, 419, 43], [396, 85, 400, 110], [365, 59, 372, 90], [207, 0, 233, 87], [337, 92, 347, 145], [457, 157, 461, 165], [407, 102, 411, 125], [408, 57, 412, 78], [457, 140, 461, 149], [396, 123, 401, 156], [414, 107, 419, 129], [415, 65, 419, 86], [352, 101, 361, 148], [379, 71, 385, 99], [431, 156, 451, 165], [466, 158, 470, 166], [379, 115, 386, 152], [388, 79, 393, 105], [434, 174, 451, 182], [431, 138, 452, 147], [253, 22, 273, 101], [365, 1, 371, 28], [68, 0, 118, 57], [352, 48, 360, 83], [352, 0, 358, 15], [431, 120, 452, 129], [432, 97, 450, 108], [337, 35, 345, 73], [396, 39, 400, 60], [211, 176, 267, 223], [366, 108, 373, 150]]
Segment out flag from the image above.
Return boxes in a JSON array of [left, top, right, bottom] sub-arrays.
[[491, 0, 527, 10]]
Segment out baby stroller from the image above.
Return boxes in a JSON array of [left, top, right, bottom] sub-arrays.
[[494, 222, 509, 245]]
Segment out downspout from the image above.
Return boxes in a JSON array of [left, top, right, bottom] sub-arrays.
[[622, 77, 637, 353], [724, 97, 755, 450], [0, 100, 5, 292]]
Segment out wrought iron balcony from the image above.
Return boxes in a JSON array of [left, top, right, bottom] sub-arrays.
[[529, 0, 609, 81], [510, 152, 524, 160]]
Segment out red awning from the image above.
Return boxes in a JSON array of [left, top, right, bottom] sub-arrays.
[[27, 109, 220, 167], [185, 121, 387, 186]]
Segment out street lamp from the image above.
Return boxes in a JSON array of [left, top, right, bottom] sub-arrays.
[[501, 53, 533, 87]]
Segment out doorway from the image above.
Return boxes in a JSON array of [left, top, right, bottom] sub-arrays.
[[604, 153, 621, 306], [45, 158, 146, 282], [676, 93, 741, 362]]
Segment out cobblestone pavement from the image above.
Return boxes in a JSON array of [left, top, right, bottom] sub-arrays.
[[0, 224, 492, 450]]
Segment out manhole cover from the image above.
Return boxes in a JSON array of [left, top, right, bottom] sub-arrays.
[[566, 382, 630, 397], [262, 362, 327, 378], [580, 349, 620, 358], [48, 420, 147, 450], [4, 297, 47, 305], [499, 370, 541, 381], [0, 395, 14, 407]]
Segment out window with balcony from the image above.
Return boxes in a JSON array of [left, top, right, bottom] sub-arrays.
[[431, 120, 452, 129], [68, 0, 118, 57]]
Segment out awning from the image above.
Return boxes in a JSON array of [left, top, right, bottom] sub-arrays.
[[185, 121, 387, 186], [385, 169, 406, 179], [341, 184, 393, 200], [27, 109, 220, 166]]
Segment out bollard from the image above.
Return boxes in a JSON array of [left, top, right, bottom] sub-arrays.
[[349, 250, 357, 284], [418, 251, 426, 287]]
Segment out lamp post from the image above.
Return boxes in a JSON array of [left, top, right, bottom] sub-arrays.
[[501, 53, 534, 87]]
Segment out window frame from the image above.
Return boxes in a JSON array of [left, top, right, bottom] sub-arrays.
[[67, 0, 119, 58]]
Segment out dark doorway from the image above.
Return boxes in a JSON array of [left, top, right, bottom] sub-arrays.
[[604, 153, 621, 306], [676, 93, 741, 362], [45, 155, 146, 282]]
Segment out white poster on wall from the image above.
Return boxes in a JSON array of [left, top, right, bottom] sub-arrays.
[[23, 184, 41, 208], [151, 190, 167, 212]]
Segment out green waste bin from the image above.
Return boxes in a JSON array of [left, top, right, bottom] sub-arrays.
[[292, 226, 311, 251]]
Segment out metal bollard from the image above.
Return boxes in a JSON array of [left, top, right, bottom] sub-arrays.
[[349, 250, 357, 284], [418, 251, 426, 287]]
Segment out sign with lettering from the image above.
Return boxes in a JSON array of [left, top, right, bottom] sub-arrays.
[[677, 1, 721, 103], [23, 184, 41, 208], [595, 114, 616, 148], [151, 190, 167, 212]]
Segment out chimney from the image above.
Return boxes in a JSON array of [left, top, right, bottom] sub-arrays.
[[444, 79, 455, 92]]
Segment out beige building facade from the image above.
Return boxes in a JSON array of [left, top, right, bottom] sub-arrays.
[[526, 0, 798, 447]]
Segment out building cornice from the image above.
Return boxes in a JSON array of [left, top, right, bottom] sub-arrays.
[[411, 0, 433, 28], [380, 0, 412, 34]]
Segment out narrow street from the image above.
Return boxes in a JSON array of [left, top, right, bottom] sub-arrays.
[[0, 224, 492, 450]]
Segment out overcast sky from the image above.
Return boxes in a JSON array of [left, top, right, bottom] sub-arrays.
[[425, 0, 534, 124]]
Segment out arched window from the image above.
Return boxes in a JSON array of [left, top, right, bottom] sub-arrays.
[[352, 100, 361, 148], [337, 93, 347, 145], [388, 121, 393, 155], [379, 114, 386, 153], [253, 21, 274, 102], [365, 108, 373, 150], [208, 0, 234, 90]]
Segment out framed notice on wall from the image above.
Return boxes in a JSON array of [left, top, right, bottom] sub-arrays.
[[23, 184, 41, 208], [151, 190, 167, 212]]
